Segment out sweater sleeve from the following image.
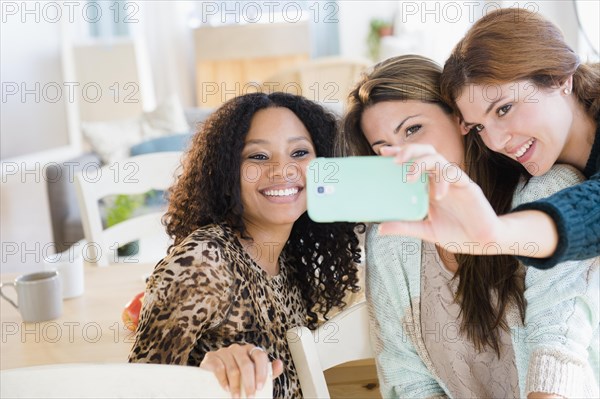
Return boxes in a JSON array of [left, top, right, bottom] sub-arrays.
[[522, 257, 600, 397], [513, 169, 600, 269], [513, 165, 600, 397], [128, 235, 234, 364], [365, 229, 448, 399]]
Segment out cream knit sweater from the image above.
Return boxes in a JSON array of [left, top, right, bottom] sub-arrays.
[[366, 164, 600, 398]]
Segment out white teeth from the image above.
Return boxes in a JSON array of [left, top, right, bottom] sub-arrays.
[[263, 188, 299, 197], [515, 138, 535, 158]]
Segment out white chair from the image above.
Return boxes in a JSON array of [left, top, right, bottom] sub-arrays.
[[286, 301, 374, 398], [0, 363, 273, 398], [75, 152, 182, 267]]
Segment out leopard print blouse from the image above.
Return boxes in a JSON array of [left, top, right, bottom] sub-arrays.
[[128, 224, 308, 398]]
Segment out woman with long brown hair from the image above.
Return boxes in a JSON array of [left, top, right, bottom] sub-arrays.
[[340, 54, 599, 398], [378, 8, 599, 270]]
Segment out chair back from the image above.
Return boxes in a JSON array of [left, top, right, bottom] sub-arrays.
[[0, 362, 273, 398], [286, 301, 373, 398], [75, 151, 182, 266]]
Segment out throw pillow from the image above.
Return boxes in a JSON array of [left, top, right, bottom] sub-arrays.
[[141, 94, 189, 139], [81, 117, 143, 164], [81, 95, 190, 164]]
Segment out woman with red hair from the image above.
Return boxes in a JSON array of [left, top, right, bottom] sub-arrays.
[[380, 8, 599, 270]]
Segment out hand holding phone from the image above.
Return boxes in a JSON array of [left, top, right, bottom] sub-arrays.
[[306, 156, 429, 223]]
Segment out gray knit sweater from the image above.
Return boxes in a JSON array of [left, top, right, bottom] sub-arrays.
[[366, 164, 600, 398]]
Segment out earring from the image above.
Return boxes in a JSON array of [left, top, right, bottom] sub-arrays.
[[563, 87, 571, 95]]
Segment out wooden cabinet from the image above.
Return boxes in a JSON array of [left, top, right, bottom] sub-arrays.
[[194, 21, 310, 108]]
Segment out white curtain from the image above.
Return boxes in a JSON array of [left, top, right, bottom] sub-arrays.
[[134, 2, 197, 107]]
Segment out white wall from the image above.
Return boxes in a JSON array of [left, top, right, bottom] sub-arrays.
[[338, 1, 398, 60], [338, 1, 592, 64], [138, 2, 197, 107], [575, 0, 599, 62], [504, 1, 579, 51], [0, 3, 75, 274], [338, 0, 482, 64], [1, 6, 69, 160], [391, 0, 481, 64]]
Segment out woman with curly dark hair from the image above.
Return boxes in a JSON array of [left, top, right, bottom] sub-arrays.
[[128, 92, 362, 398]]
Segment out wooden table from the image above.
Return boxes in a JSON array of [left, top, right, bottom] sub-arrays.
[[1, 262, 380, 398], [1, 262, 154, 370]]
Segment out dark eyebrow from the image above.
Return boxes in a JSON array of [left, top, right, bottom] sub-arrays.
[[393, 115, 419, 135], [463, 96, 507, 127], [288, 137, 311, 144], [486, 95, 507, 115], [245, 139, 268, 145], [245, 136, 311, 146], [369, 115, 419, 148]]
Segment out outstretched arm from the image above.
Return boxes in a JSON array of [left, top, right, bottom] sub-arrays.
[[376, 145, 573, 263], [512, 170, 600, 268]]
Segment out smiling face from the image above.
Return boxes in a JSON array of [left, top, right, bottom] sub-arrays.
[[240, 107, 316, 230], [456, 80, 573, 176], [360, 100, 464, 166]]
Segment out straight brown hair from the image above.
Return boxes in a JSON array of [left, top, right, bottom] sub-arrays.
[[438, 9, 600, 351], [340, 55, 525, 355], [441, 8, 600, 119]]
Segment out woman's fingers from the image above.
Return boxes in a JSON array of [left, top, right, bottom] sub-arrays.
[[271, 359, 284, 379], [381, 143, 437, 163], [381, 144, 470, 200], [403, 153, 451, 200], [247, 347, 270, 393], [380, 145, 401, 156], [201, 344, 281, 398], [380, 143, 436, 159], [218, 350, 244, 398], [200, 352, 230, 392], [233, 348, 257, 398]]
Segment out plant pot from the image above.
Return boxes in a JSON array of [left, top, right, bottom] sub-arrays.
[[378, 26, 393, 37], [118, 241, 139, 257]]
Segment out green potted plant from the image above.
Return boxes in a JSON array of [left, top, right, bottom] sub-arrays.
[[105, 193, 145, 256], [367, 19, 394, 61]]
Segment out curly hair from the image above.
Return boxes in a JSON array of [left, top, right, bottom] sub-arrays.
[[163, 92, 362, 329]]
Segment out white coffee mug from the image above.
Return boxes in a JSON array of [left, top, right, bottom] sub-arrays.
[[44, 251, 85, 299], [0, 271, 63, 322]]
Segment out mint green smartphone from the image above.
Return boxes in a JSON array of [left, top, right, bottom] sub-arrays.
[[306, 156, 428, 223]]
